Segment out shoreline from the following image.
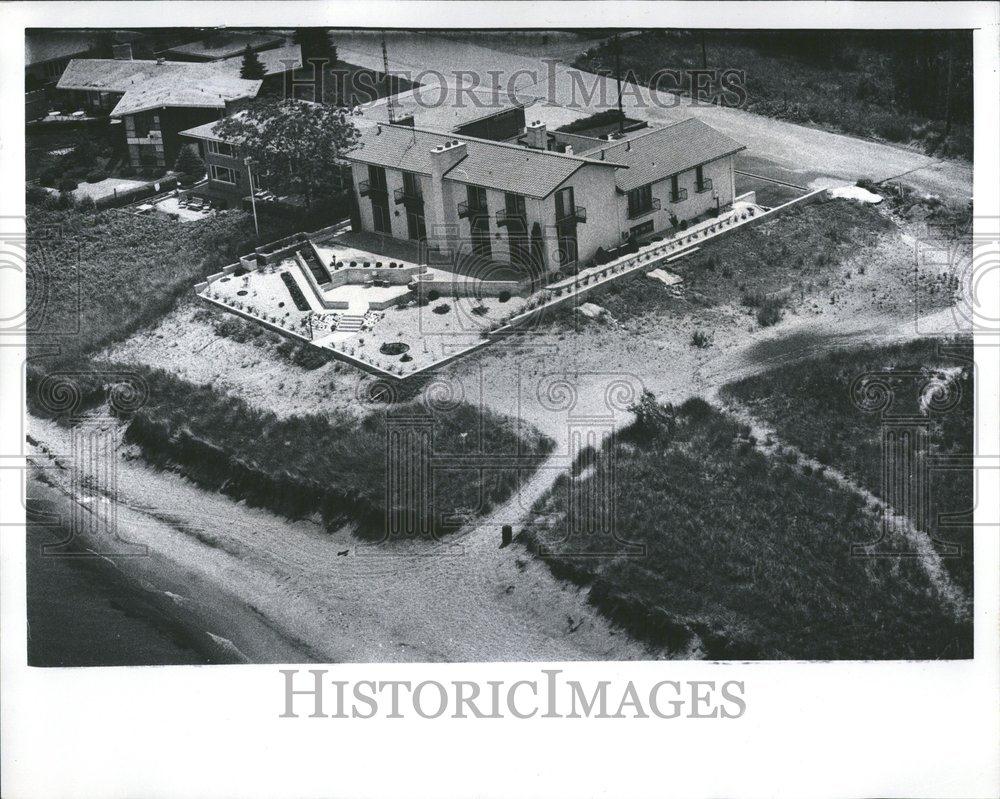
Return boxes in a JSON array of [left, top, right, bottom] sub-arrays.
[[27, 461, 320, 666]]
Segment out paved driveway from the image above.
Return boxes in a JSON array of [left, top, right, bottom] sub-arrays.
[[332, 30, 973, 202]]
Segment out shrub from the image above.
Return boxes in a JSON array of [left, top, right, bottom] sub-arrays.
[[57, 177, 78, 192], [432, 303, 451, 315], [756, 297, 785, 327], [427, 289, 440, 301], [76, 195, 97, 211], [690, 329, 711, 348], [84, 170, 109, 184], [498, 290, 512, 303], [379, 342, 409, 356], [25, 185, 50, 206]]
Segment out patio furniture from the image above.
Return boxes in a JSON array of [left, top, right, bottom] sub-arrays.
[[188, 198, 204, 210]]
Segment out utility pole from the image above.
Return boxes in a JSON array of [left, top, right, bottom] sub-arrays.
[[943, 30, 954, 138], [382, 32, 395, 123], [244, 156, 259, 239], [613, 33, 624, 136]]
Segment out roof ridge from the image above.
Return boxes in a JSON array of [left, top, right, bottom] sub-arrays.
[[397, 123, 626, 168]]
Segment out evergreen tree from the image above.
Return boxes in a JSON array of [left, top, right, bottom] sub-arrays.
[[240, 45, 267, 80], [173, 144, 205, 178], [293, 28, 335, 66]]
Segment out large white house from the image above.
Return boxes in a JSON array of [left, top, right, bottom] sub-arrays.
[[345, 114, 746, 273]]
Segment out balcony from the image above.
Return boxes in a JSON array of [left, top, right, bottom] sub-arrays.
[[627, 197, 661, 220], [696, 178, 713, 194], [496, 209, 527, 229], [394, 187, 423, 207], [458, 201, 487, 220], [556, 206, 587, 225], [670, 188, 688, 203]]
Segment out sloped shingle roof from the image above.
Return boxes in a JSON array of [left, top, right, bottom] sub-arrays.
[[599, 118, 745, 192], [56, 51, 304, 117], [347, 124, 622, 199]]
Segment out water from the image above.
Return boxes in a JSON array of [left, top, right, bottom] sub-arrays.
[[25, 494, 240, 668]]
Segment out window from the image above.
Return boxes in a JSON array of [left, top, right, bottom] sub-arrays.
[[627, 184, 654, 218], [367, 164, 387, 192], [695, 165, 712, 193], [554, 187, 578, 267], [504, 193, 529, 269], [402, 171, 422, 202], [132, 111, 155, 139], [210, 164, 237, 184], [367, 165, 391, 234], [208, 140, 234, 157], [406, 209, 426, 242], [670, 174, 688, 203]]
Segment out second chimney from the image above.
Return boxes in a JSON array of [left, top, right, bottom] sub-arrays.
[[429, 139, 468, 175], [525, 119, 547, 150]]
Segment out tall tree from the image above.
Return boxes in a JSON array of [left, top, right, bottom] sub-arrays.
[[239, 45, 266, 80], [214, 99, 360, 208], [293, 28, 336, 66]]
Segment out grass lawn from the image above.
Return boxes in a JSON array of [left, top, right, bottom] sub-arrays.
[[523, 396, 971, 659], [574, 30, 972, 161], [721, 337, 974, 595]]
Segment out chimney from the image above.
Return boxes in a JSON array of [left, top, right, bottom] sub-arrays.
[[564, 144, 574, 156], [429, 139, 467, 175], [525, 119, 547, 150], [112, 43, 133, 61]]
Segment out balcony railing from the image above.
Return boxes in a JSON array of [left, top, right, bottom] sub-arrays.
[[496, 209, 527, 229], [458, 201, 487, 220], [696, 178, 713, 193], [627, 197, 661, 220], [359, 180, 386, 198], [394, 187, 423, 206], [670, 188, 688, 203], [556, 206, 587, 225]]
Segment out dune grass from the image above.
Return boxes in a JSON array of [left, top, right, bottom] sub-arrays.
[[523, 395, 970, 660], [721, 337, 974, 595], [573, 197, 893, 326], [26, 206, 304, 374], [30, 363, 552, 540]]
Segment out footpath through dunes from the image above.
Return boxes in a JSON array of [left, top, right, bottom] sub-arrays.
[[329, 31, 972, 203]]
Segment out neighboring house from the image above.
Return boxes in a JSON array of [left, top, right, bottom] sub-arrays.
[[178, 113, 256, 202], [56, 45, 301, 170], [175, 87, 517, 206], [344, 116, 745, 273], [25, 30, 106, 121], [25, 30, 104, 88], [161, 31, 287, 62]]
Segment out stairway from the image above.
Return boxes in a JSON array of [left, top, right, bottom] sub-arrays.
[[335, 314, 365, 333]]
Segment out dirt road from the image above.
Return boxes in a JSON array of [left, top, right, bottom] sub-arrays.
[[333, 30, 972, 202]]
